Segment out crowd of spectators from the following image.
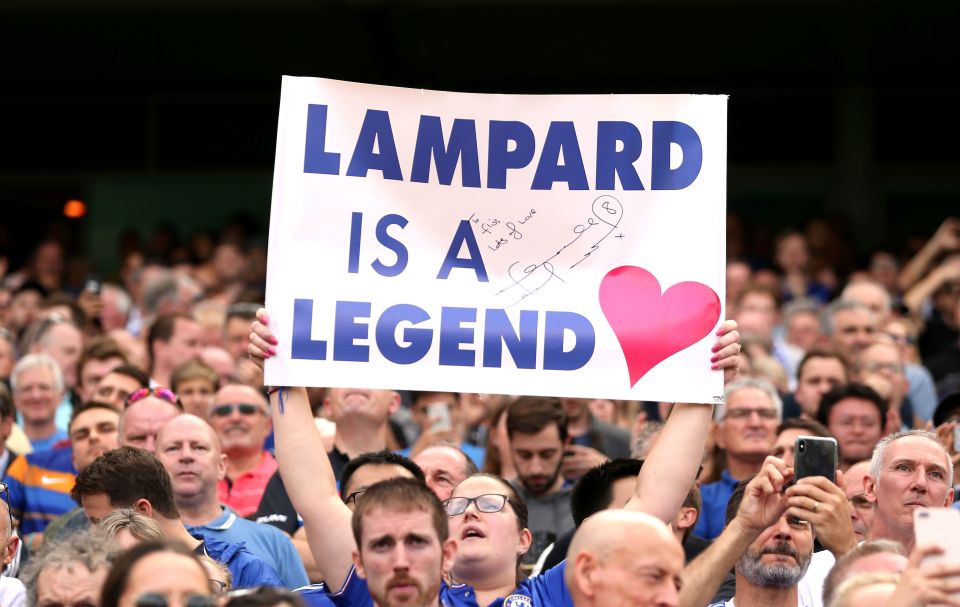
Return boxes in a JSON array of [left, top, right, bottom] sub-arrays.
[[0, 213, 956, 607]]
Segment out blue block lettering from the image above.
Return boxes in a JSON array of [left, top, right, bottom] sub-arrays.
[[532, 121, 589, 190], [542, 311, 595, 370], [483, 309, 538, 369], [487, 121, 536, 189], [438, 307, 476, 367], [303, 105, 341, 175], [371, 214, 409, 277], [411, 116, 481, 187], [346, 109, 404, 181], [437, 220, 489, 282], [596, 121, 644, 190], [290, 298, 327, 360], [332, 301, 371, 362], [651, 121, 702, 190], [376, 304, 433, 364]]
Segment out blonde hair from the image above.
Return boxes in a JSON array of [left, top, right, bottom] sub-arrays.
[[97, 508, 163, 543], [828, 572, 900, 607]]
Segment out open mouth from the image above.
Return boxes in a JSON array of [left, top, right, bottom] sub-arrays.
[[462, 526, 486, 540]]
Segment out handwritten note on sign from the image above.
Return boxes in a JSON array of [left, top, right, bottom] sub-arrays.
[[265, 76, 727, 403]]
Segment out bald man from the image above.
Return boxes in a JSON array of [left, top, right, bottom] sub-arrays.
[[155, 414, 308, 588], [120, 394, 181, 453], [843, 460, 875, 542], [566, 509, 683, 607]]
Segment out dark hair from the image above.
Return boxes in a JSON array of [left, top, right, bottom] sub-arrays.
[[340, 450, 425, 497], [453, 473, 529, 583], [13, 280, 48, 299], [725, 476, 754, 527], [100, 541, 209, 607], [71, 446, 180, 519], [776, 417, 833, 438], [570, 458, 643, 526], [506, 396, 568, 443], [817, 382, 887, 427], [43, 294, 87, 327], [225, 302, 260, 323], [69, 402, 120, 434], [351, 477, 447, 547], [680, 484, 702, 542], [796, 349, 847, 382], [147, 313, 194, 367], [734, 283, 782, 310], [0, 384, 13, 420], [225, 586, 305, 607], [77, 337, 128, 388], [107, 364, 151, 389]]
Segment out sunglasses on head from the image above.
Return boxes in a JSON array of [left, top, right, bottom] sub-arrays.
[[126, 387, 178, 408], [210, 403, 264, 417]]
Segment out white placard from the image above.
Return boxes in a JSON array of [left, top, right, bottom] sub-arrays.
[[265, 76, 727, 403]]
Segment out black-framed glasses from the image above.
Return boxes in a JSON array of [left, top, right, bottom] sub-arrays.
[[210, 403, 264, 417], [343, 488, 367, 505], [133, 593, 214, 607], [0, 481, 14, 535], [443, 494, 514, 517]]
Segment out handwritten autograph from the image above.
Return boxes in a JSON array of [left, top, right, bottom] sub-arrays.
[[493, 195, 625, 307], [469, 209, 536, 251]]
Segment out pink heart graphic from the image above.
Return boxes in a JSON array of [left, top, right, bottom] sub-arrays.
[[599, 266, 721, 387]]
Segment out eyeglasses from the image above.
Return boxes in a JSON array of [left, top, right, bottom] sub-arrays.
[[0, 481, 14, 535], [343, 487, 368, 505], [209, 579, 228, 594], [126, 387, 178, 408], [210, 403, 264, 417], [883, 332, 916, 346], [443, 494, 515, 517], [725, 408, 778, 421], [859, 361, 903, 374], [134, 593, 215, 607]]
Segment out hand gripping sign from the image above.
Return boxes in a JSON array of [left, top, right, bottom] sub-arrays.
[[265, 76, 727, 403]]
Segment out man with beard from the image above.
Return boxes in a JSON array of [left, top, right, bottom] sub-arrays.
[[317, 478, 454, 607], [681, 456, 853, 607], [208, 383, 275, 517], [505, 396, 575, 568]]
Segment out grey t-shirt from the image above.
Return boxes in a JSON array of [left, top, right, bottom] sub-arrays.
[[511, 482, 574, 566]]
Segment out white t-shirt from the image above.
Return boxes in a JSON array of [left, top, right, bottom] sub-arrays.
[[797, 550, 837, 607], [0, 577, 26, 607]]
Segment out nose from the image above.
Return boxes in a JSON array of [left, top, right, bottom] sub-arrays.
[[392, 544, 410, 570], [144, 435, 156, 453], [658, 581, 680, 607]]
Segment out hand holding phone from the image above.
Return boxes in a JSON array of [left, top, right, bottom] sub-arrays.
[[794, 436, 838, 482]]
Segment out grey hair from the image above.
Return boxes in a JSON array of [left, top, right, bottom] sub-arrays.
[[103, 283, 133, 317], [822, 539, 907, 606], [20, 530, 117, 607], [827, 572, 901, 607], [782, 298, 822, 325], [632, 421, 664, 458], [824, 300, 876, 335], [98, 508, 164, 542], [841, 280, 892, 317], [869, 430, 954, 489], [10, 352, 64, 394], [715, 376, 783, 422]]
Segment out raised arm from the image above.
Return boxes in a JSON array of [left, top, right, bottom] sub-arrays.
[[249, 309, 356, 591], [678, 456, 791, 607], [625, 319, 740, 522], [898, 217, 960, 292]]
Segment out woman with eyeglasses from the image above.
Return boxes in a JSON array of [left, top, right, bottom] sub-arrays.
[[100, 541, 216, 607], [250, 309, 741, 606]]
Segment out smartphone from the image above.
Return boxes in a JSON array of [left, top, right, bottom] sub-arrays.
[[84, 277, 102, 295], [914, 508, 960, 598], [794, 436, 838, 482], [427, 402, 452, 432]]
